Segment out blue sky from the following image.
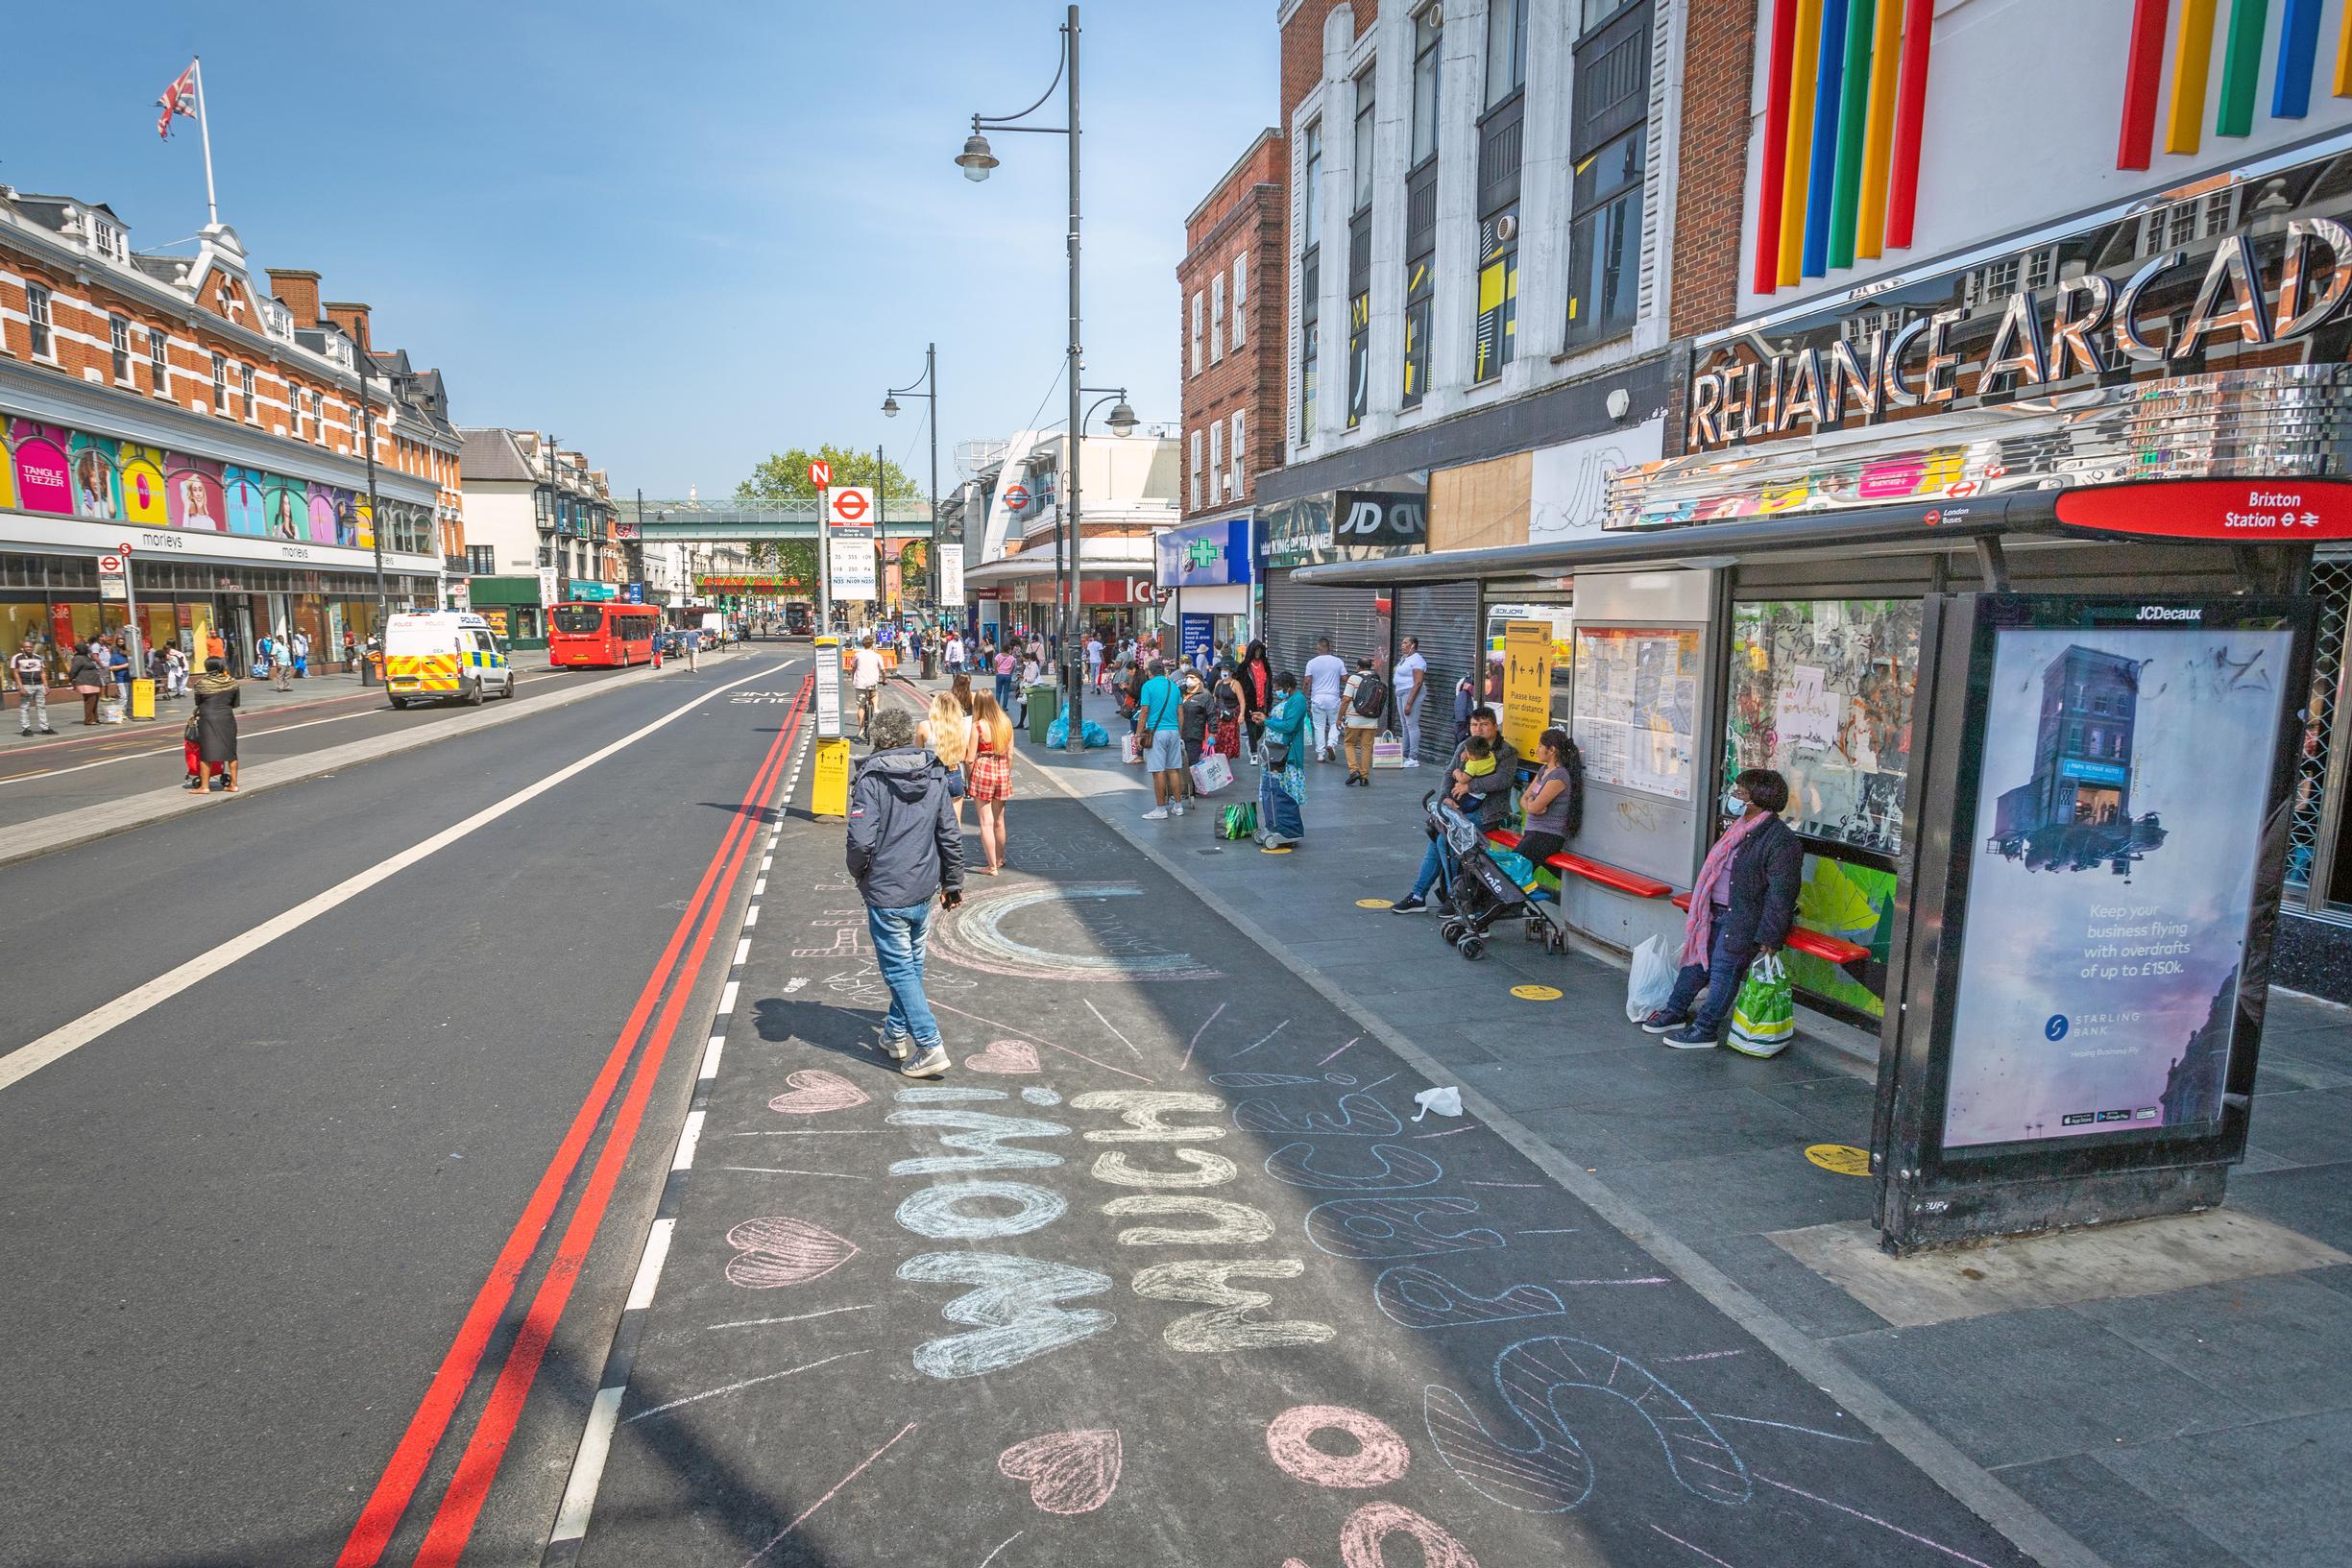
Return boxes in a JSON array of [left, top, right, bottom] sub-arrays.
[[3, 1, 1278, 497]]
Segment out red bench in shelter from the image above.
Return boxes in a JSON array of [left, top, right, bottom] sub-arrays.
[[1668, 892, 1871, 967]]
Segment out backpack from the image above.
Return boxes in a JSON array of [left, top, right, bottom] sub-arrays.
[[1351, 675, 1389, 721]]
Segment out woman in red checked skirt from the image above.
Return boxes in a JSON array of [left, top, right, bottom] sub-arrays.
[[967, 692, 1015, 875]]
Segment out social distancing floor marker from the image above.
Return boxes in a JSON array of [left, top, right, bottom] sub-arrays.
[[1356, 897, 1394, 908], [1509, 984, 1563, 1001], [1806, 1143, 1872, 1177]]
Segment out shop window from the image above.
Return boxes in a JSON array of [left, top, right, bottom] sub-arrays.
[[26, 282, 54, 360], [1473, 205, 1518, 382]]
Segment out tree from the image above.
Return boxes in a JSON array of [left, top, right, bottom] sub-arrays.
[[736, 444, 930, 603]]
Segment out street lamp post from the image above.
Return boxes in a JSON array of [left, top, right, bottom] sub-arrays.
[[883, 342, 940, 642], [961, 4, 1115, 749], [356, 350, 387, 663]]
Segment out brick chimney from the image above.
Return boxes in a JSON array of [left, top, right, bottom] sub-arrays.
[[264, 268, 322, 326], [322, 300, 371, 351]]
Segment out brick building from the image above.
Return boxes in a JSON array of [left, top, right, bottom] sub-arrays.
[[1179, 129, 1286, 520], [0, 193, 457, 682]]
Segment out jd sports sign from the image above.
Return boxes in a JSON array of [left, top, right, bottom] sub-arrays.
[[1332, 490, 1428, 546]]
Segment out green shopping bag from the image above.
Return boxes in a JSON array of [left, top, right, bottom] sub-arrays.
[[1728, 952, 1796, 1057], [1219, 802, 1258, 841]]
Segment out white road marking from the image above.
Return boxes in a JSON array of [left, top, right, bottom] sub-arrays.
[[624, 1218, 677, 1310], [754, 878, 767, 896], [718, 980, 741, 1016], [699, 1036, 727, 1079], [670, 1111, 706, 1171], [546, 1386, 625, 1543], [0, 662, 783, 1095], [735, 937, 752, 967]]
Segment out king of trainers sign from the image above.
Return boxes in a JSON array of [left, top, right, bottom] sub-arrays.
[[1683, 150, 2352, 457]]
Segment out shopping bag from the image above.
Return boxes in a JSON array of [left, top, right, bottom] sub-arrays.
[[1122, 731, 1143, 765], [1728, 953, 1798, 1057], [1624, 933, 1678, 1022], [1218, 803, 1257, 840], [1489, 849, 1538, 890], [1191, 750, 1233, 795], [1371, 736, 1406, 769], [99, 697, 125, 725]]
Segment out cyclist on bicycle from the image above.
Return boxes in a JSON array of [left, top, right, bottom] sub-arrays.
[[852, 635, 885, 742]]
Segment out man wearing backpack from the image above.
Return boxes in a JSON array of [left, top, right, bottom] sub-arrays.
[[1341, 655, 1387, 784]]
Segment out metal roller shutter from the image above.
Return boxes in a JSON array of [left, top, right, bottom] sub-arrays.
[[1394, 581, 1479, 763], [1261, 571, 1384, 676]]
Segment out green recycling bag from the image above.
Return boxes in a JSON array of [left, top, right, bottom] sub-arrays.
[[1219, 803, 1258, 841], [1728, 952, 1796, 1057]]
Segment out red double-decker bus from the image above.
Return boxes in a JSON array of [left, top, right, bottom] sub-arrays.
[[548, 601, 661, 667]]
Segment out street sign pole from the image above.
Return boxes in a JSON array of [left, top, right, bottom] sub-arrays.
[[817, 486, 833, 639], [119, 546, 145, 716]]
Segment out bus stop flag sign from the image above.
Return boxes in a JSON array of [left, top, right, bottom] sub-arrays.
[[823, 487, 878, 600], [808, 458, 831, 490]]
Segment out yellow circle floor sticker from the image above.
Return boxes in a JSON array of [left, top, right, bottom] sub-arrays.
[[1806, 1143, 1871, 1177], [1356, 898, 1394, 908], [1510, 984, 1563, 1001]]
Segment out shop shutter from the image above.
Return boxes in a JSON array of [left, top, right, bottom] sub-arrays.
[[1394, 580, 1479, 763], [1261, 571, 1384, 676]]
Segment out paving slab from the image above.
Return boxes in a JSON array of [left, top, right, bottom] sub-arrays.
[[2095, 1410, 2352, 1568]]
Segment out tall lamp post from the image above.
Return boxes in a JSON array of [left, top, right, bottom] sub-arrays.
[[960, 3, 1111, 748], [356, 350, 387, 658], [882, 342, 939, 633]]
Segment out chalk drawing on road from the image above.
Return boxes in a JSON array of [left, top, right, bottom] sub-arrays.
[[997, 1428, 1124, 1515], [1303, 1197, 1507, 1261], [1209, 1070, 1322, 1088], [885, 1108, 1070, 1176], [1102, 1194, 1276, 1246], [1090, 1148, 1239, 1189], [1371, 1266, 1568, 1332], [1236, 1092, 1405, 1139], [1264, 1405, 1411, 1490], [894, 1086, 1006, 1103], [724, 1216, 861, 1289], [767, 1069, 871, 1115], [931, 882, 1221, 982], [1265, 1142, 1444, 1193], [896, 1180, 1069, 1242], [1421, 1335, 1750, 1513], [896, 1251, 1117, 1379], [1129, 1258, 1336, 1352], [1073, 1089, 1228, 1144], [965, 1039, 1041, 1073], [1336, 1501, 1483, 1568], [1020, 1086, 1062, 1106]]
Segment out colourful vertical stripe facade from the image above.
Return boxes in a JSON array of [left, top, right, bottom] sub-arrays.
[[1753, 0, 1930, 294], [2122, 0, 2349, 166]]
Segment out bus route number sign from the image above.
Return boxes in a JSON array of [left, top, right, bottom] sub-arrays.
[[813, 639, 844, 739]]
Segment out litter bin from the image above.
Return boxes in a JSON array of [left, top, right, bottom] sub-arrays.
[[1027, 683, 1056, 745], [361, 653, 381, 687], [922, 649, 939, 680]]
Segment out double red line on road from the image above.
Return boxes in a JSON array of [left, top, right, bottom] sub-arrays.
[[335, 674, 812, 1568]]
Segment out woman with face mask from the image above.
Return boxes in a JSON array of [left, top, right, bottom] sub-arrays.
[[1637, 768, 1803, 1049]]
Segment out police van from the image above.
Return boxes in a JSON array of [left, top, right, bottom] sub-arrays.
[[383, 611, 516, 708]]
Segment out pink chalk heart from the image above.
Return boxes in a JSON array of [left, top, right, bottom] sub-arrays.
[[999, 1428, 1122, 1515], [966, 1039, 1041, 1074], [767, 1069, 870, 1116], [725, 1216, 858, 1289]]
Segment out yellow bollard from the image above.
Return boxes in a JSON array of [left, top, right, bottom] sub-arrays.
[[812, 737, 853, 819], [130, 678, 156, 720]]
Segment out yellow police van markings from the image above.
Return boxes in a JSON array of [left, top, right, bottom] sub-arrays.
[[1509, 984, 1563, 1001], [1805, 1143, 1872, 1177], [1356, 898, 1394, 908]]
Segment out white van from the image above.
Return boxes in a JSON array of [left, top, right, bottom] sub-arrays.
[[383, 611, 516, 708]]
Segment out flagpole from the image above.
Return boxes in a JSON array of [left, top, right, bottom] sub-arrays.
[[191, 56, 219, 227]]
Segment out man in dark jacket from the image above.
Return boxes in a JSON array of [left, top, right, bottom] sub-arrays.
[[1391, 707, 1521, 914], [1645, 768, 1805, 1049], [846, 707, 965, 1077]]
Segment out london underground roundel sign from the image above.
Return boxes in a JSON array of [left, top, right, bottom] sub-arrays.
[[829, 487, 870, 524], [1005, 483, 1031, 511], [2053, 478, 2352, 542]]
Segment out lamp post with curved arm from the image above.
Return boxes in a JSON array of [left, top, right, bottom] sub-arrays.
[[959, 5, 1107, 748], [881, 342, 939, 645]]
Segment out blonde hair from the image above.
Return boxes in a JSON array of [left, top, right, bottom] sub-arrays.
[[971, 692, 1014, 756], [924, 692, 970, 768]]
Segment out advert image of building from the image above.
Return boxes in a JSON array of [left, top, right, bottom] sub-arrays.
[[1988, 644, 2169, 876]]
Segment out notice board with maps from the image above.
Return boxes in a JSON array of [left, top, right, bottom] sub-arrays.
[[1567, 623, 1706, 887]]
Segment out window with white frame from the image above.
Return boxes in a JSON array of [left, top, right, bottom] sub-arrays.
[[240, 363, 256, 422], [1190, 428, 1204, 510], [109, 316, 132, 382], [211, 352, 229, 413], [149, 326, 169, 396], [1190, 291, 1204, 375], [1210, 273, 1225, 363], [26, 282, 54, 360], [1208, 418, 1224, 503], [1232, 254, 1248, 346], [1229, 411, 1245, 497]]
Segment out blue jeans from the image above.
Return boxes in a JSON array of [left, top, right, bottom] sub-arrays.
[[994, 673, 1014, 709], [1410, 836, 1452, 900], [1663, 920, 1755, 1034], [866, 903, 942, 1049]]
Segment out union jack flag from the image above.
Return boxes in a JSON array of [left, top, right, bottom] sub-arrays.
[[157, 60, 197, 140]]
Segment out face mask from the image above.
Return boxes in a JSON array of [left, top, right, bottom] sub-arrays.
[[1724, 793, 1749, 817]]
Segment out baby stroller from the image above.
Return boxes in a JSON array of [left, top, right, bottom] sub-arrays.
[[1420, 790, 1532, 961]]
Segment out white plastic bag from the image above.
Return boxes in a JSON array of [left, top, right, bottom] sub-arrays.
[[1411, 1087, 1464, 1122], [1625, 933, 1677, 1022], [1191, 750, 1233, 794]]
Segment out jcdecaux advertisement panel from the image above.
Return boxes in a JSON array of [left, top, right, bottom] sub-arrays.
[[1928, 597, 2313, 1161]]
